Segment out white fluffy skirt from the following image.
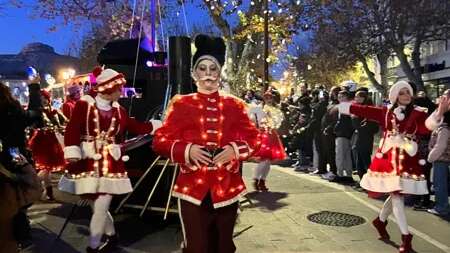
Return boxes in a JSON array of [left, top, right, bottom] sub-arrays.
[[58, 176, 132, 195], [360, 173, 428, 195]]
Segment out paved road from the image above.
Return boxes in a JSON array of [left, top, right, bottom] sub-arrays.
[[24, 163, 450, 253]]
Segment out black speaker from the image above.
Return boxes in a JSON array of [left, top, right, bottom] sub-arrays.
[[168, 36, 193, 95]]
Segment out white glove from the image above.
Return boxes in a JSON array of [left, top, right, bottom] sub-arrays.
[[108, 144, 122, 161], [149, 119, 163, 134]]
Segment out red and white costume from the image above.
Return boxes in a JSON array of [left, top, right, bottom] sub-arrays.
[[339, 102, 429, 195], [152, 92, 261, 208], [249, 104, 287, 161], [339, 81, 430, 252], [28, 105, 66, 172], [58, 94, 156, 195], [57, 67, 161, 251]]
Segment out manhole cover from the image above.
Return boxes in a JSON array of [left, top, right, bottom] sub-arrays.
[[307, 211, 366, 227]]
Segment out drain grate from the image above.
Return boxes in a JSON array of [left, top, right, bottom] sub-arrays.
[[307, 211, 366, 227]]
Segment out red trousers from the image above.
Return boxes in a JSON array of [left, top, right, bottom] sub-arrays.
[[179, 193, 238, 253]]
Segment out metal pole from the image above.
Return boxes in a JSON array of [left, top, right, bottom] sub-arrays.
[[263, 0, 269, 91], [163, 164, 178, 220], [140, 159, 171, 217], [114, 156, 161, 214]]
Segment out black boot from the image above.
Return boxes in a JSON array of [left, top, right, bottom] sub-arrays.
[[45, 186, 55, 201], [102, 234, 119, 251]]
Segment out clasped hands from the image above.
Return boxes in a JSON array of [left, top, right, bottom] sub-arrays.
[[188, 144, 236, 169]]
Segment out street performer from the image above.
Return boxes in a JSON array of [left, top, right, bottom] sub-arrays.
[[28, 89, 67, 200], [58, 67, 161, 253], [152, 34, 261, 253], [338, 81, 429, 253]]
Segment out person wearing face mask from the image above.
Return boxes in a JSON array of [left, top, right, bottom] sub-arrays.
[[152, 34, 261, 253], [58, 67, 162, 253], [338, 81, 430, 253]]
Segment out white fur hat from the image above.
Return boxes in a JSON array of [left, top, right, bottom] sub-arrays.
[[92, 67, 126, 94], [389, 81, 413, 104]]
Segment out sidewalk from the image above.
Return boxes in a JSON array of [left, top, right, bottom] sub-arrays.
[[24, 162, 450, 253]]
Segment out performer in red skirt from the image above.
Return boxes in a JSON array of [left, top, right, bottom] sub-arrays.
[[249, 90, 287, 191], [58, 67, 161, 253], [28, 89, 67, 200], [338, 81, 429, 253]]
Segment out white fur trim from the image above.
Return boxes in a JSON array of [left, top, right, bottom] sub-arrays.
[[80, 94, 95, 104], [58, 175, 132, 195], [338, 102, 352, 115], [95, 95, 112, 111], [172, 192, 202, 206], [381, 134, 417, 156], [389, 81, 413, 104], [121, 155, 130, 162], [64, 145, 82, 160], [107, 144, 121, 161], [149, 119, 163, 135], [93, 153, 102, 160], [213, 189, 248, 208], [393, 106, 405, 121], [360, 173, 428, 195], [80, 141, 96, 159]]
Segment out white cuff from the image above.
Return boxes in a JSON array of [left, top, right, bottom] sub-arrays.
[[229, 142, 240, 160], [64, 145, 82, 160], [184, 143, 193, 164], [149, 119, 163, 135], [338, 102, 351, 115]]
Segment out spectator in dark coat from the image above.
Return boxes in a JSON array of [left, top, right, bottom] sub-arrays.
[[351, 90, 379, 187]]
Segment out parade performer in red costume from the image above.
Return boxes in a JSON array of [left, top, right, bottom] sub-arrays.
[[28, 89, 67, 200], [62, 84, 82, 118], [152, 34, 261, 253], [58, 67, 161, 253], [249, 90, 286, 191], [338, 81, 429, 253]]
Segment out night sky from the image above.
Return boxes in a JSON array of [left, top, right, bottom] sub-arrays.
[[0, 2, 81, 55]]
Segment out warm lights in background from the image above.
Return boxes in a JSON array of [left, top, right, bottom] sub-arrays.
[[60, 68, 76, 80]]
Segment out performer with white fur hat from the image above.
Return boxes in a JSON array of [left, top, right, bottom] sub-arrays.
[[338, 80, 430, 253], [58, 67, 162, 253]]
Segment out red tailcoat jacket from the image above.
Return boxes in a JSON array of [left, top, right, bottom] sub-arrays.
[[58, 95, 154, 195], [343, 103, 430, 195], [152, 91, 261, 208]]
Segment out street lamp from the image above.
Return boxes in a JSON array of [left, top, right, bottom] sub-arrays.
[[60, 68, 76, 81]]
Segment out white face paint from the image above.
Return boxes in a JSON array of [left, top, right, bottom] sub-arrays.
[[192, 59, 221, 94]]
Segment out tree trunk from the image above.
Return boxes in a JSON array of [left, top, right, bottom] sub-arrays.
[[358, 55, 385, 96], [394, 46, 424, 91], [377, 52, 389, 95], [411, 37, 425, 92]]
